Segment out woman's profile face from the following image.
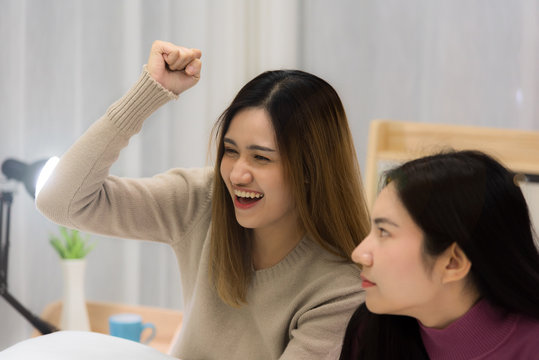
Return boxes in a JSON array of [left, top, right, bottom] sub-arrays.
[[351, 183, 448, 321], [220, 107, 298, 236]]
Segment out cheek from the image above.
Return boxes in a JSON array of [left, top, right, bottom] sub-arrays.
[[220, 158, 230, 181], [264, 170, 289, 197], [266, 181, 296, 217], [398, 266, 435, 298], [277, 183, 295, 210], [384, 249, 427, 284]]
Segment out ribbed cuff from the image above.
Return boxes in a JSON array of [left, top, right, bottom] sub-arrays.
[[106, 65, 178, 135]]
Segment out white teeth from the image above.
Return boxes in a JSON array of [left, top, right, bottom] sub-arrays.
[[234, 190, 263, 199]]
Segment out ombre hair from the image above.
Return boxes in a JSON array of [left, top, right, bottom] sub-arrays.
[[209, 70, 370, 306]]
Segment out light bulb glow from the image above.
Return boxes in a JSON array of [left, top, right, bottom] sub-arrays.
[[35, 156, 60, 199]]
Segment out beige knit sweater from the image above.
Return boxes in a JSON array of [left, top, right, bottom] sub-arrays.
[[36, 68, 365, 360]]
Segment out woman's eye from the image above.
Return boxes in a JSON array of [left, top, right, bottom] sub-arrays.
[[378, 227, 389, 237], [254, 154, 270, 162], [224, 147, 238, 155]]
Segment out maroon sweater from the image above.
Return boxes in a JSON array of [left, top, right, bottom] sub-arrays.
[[419, 299, 539, 359]]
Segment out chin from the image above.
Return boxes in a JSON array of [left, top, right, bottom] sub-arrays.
[[234, 216, 256, 229], [365, 299, 385, 314]]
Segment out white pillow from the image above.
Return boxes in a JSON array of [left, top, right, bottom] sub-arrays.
[[0, 331, 178, 360]]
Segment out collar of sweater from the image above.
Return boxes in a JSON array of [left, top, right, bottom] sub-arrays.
[[418, 299, 518, 360], [251, 235, 313, 285]]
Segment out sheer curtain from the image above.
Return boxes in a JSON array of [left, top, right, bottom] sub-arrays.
[[301, 0, 538, 172], [1, 0, 538, 350]]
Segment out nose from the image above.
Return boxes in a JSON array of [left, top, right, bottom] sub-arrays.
[[351, 233, 373, 266], [229, 158, 253, 186]]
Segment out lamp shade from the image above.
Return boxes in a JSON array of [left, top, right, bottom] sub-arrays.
[[1, 158, 58, 199]]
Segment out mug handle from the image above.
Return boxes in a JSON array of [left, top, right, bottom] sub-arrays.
[[140, 322, 156, 344]]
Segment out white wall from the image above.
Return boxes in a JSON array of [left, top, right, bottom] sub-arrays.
[[300, 0, 538, 173]]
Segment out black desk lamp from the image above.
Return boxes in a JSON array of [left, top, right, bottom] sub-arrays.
[[1, 157, 60, 334]]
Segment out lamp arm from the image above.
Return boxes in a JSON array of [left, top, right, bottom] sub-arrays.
[[0, 191, 58, 335], [0, 192, 11, 290], [1, 289, 58, 334]]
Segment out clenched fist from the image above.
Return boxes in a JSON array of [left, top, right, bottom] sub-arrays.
[[147, 40, 202, 95]]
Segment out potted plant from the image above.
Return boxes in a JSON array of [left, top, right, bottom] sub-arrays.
[[50, 226, 95, 259], [49, 226, 96, 331]]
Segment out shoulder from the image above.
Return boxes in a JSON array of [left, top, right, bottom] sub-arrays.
[[501, 315, 539, 358], [252, 235, 363, 303], [277, 241, 364, 359], [249, 237, 364, 359], [286, 236, 363, 306], [300, 236, 362, 284]]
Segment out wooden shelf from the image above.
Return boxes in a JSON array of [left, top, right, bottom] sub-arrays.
[[365, 119, 539, 206], [33, 300, 183, 355]]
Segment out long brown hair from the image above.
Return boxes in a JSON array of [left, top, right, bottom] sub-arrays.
[[210, 70, 370, 306]]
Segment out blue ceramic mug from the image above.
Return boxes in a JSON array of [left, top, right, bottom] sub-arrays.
[[109, 313, 156, 344]]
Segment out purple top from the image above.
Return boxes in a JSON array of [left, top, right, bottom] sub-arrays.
[[419, 299, 539, 359]]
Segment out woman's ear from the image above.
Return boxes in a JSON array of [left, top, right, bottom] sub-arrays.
[[441, 243, 472, 284]]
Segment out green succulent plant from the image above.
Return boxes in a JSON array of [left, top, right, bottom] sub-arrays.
[[49, 226, 95, 259]]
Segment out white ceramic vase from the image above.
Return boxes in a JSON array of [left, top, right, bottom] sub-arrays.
[[60, 259, 90, 331]]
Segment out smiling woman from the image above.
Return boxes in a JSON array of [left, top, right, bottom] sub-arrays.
[[34, 40, 371, 359], [340, 150, 539, 360]]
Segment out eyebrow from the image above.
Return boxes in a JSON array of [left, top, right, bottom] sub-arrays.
[[224, 138, 276, 152], [373, 217, 399, 228]]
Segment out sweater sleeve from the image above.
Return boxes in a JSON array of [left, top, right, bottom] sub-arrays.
[[36, 67, 213, 244]]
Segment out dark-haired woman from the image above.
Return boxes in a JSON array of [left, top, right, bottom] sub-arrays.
[[340, 150, 539, 359], [36, 40, 370, 359]]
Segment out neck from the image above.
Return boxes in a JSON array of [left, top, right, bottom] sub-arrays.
[[252, 219, 304, 270], [418, 284, 480, 329]]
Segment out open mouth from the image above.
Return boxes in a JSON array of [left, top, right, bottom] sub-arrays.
[[234, 189, 264, 206]]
